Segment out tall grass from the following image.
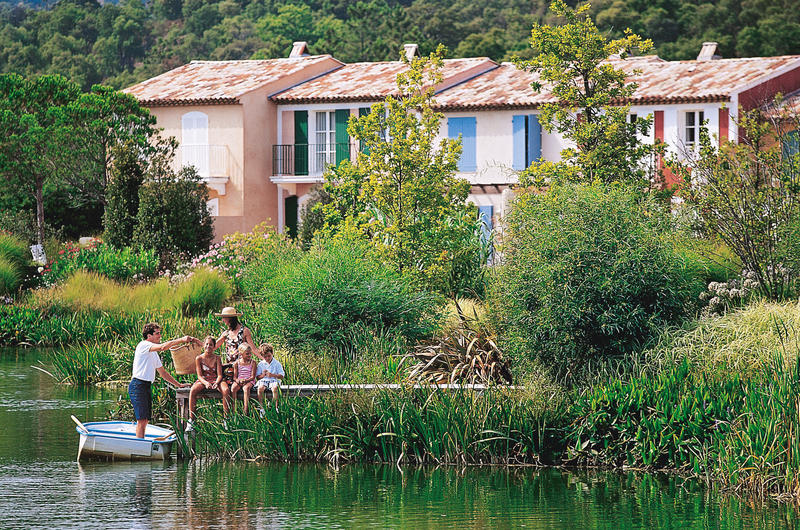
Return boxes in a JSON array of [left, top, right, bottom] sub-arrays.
[[34, 267, 231, 316], [646, 299, 800, 375], [0, 256, 21, 295], [47, 341, 132, 385], [0, 233, 28, 271], [177, 387, 566, 465]]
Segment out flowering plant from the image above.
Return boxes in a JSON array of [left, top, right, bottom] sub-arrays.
[[699, 270, 760, 318], [168, 222, 298, 292], [41, 240, 159, 286]]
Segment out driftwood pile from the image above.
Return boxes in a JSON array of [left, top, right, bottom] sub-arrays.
[[402, 322, 513, 385]]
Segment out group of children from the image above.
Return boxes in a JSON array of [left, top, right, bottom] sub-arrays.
[[187, 336, 285, 429]]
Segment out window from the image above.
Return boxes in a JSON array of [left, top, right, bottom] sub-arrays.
[[629, 113, 638, 124], [512, 115, 541, 170], [448, 117, 477, 172], [782, 130, 799, 159], [181, 111, 209, 177], [684, 110, 705, 148], [315, 111, 336, 171], [206, 198, 219, 217]]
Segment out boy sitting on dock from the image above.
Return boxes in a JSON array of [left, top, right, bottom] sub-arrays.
[[256, 343, 285, 414]]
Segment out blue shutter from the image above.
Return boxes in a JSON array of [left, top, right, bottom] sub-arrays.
[[783, 130, 799, 159], [527, 114, 541, 164], [512, 115, 526, 170], [448, 117, 477, 172]]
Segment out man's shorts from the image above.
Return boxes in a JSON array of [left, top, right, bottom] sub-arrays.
[[128, 377, 153, 421]]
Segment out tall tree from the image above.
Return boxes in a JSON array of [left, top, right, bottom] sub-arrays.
[[0, 74, 80, 245], [517, 0, 660, 186], [321, 46, 487, 296]]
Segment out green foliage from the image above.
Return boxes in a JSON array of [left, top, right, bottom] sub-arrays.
[[517, 0, 661, 186], [298, 185, 332, 251], [492, 182, 701, 381], [0, 232, 28, 271], [185, 221, 299, 292], [47, 341, 133, 385], [673, 107, 800, 300], [245, 237, 441, 356], [321, 46, 486, 297], [567, 353, 800, 498], [0, 256, 21, 295], [133, 166, 214, 268], [103, 139, 145, 247], [42, 240, 158, 285], [174, 267, 233, 316], [41, 267, 230, 316], [180, 387, 564, 465]]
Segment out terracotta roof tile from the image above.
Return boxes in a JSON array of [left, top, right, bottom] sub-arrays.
[[123, 56, 343, 104], [433, 55, 800, 110], [271, 57, 497, 103]]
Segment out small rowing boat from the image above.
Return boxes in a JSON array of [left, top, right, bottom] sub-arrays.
[[73, 417, 177, 461]]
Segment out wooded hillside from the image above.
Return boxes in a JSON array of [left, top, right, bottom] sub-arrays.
[[1, 0, 798, 91]]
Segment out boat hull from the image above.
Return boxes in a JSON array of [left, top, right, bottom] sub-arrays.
[[76, 421, 176, 461]]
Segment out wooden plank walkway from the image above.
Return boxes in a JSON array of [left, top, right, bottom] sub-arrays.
[[175, 383, 493, 421]]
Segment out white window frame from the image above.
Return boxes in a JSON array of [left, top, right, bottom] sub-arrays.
[[684, 110, 705, 149], [315, 111, 336, 173]]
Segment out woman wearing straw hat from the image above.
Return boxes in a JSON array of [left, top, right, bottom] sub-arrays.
[[214, 306, 261, 368]]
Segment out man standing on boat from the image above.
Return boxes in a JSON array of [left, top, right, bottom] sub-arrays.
[[129, 322, 199, 438]]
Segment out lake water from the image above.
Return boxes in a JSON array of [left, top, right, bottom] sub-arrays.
[[1, 348, 797, 529]]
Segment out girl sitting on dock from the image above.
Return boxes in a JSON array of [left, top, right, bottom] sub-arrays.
[[187, 336, 231, 431], [230, 344, 258, 415]]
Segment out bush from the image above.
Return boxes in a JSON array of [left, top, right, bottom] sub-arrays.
[[183, 222, 300, 292], [174, 267, 233, 316], [42, 240, 159, 285], [133, 167, 214, 268], [245, 237, 441, 355], [491, 183, 702, 381]]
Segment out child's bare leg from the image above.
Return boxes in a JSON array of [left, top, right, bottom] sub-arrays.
[[257, 384, 266, 409], [188, 381, 205, 420], [270, 383, 281, 409], [242, 382, 254, 414], [230, 383, 240, 413], [219, 382, 231, 416]]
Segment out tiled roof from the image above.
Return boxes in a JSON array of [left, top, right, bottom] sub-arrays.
[[433, 55, 800, 110], [271, 57, 497, 103], [123, 56, 343, 105]]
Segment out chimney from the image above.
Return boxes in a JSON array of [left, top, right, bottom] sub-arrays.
[[289, 41, 309, 58], [403, 43, 418, 61], [697, 42, 721, 61]]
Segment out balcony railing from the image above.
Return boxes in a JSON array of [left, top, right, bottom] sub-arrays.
[[175, 144, 241, 194], [273, 143, 357, 177]]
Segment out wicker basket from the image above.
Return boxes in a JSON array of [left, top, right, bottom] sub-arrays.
[[170, 343, 202, 375]]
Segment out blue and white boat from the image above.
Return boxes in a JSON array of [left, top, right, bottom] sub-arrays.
[[74, 419, 177, 461]]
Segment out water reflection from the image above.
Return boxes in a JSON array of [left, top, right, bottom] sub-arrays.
[[0, 349, 797, 529]]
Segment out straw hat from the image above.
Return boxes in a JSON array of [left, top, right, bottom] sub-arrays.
[[215, 306, 243, 318]]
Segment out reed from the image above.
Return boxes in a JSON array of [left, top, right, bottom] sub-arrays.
[[176, 387, 567, 465]]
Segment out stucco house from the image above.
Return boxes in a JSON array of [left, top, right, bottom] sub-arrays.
[[124, 42, 800, 240]]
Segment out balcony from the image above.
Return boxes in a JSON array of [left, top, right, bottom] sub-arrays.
[[175, 144, 241, 195], [272, 143, 357, 180]]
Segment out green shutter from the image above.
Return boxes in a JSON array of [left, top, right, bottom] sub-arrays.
[[294, 110, 308, 176], [335, 109, 350, 164]]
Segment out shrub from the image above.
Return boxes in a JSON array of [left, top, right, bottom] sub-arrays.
[[491, 183, 702, 381], [133, 167, 214, 268], [245, 237, 441, 355], [182, 222, 300, 292], [42, 240, 159, 285]]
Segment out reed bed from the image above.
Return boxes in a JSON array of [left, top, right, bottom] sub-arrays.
[[177, 387, 567, 466]]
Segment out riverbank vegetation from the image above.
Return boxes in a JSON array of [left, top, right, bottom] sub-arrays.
[[0, 0, 798, 504]]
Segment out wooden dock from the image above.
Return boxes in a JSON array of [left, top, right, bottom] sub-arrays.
[[174, 383, 492, 421]]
